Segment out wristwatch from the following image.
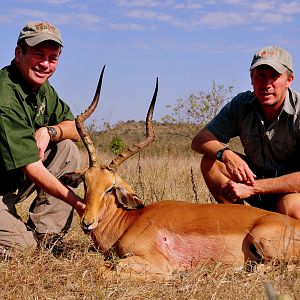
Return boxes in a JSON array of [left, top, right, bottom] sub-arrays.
[[47, 126, 57, 141], [216, 146, 230, 161]]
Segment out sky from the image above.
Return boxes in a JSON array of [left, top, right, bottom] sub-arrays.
[[1, 0, 300, 126]]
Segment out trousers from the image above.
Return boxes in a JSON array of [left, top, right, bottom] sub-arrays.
[[0, 139, 81, 253]]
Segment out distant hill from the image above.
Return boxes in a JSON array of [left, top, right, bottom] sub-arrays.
[[78, 120, 194, 156], [78, 120, 243, 156]]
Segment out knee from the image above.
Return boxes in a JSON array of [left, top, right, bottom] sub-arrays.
[[200, 155, 214, 176], [57, 139, 81, 169], [200, 155, 225, 180], [276, 195, 300, 220], [45, 140, 81, 175], [287, 209, 300, 220]]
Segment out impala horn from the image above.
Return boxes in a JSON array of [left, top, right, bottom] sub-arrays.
[[76, 65, 105, 168], [108, 77, 158, 172]]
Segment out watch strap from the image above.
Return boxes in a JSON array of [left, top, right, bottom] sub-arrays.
[[216, 146, 230, 161], [47, 126, 57, 141]]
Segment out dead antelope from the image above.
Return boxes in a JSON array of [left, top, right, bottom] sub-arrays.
[[62, 66, 300, 275]]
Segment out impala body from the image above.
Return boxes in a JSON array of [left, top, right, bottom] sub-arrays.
[[62, 66, 300, 275]]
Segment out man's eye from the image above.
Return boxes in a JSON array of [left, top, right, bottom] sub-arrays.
[[49, 57, 58, 63], [34, 54, 44, 60]]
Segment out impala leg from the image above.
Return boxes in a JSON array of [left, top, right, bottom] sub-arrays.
[[105, 254, 174, 276], [247, 216, 300, 262]]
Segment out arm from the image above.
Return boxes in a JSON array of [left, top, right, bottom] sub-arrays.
[[47, 120, 80, 143], [34, 120, 80, 160], [192, 127, 256, 184], [22, 160, 85, 216], [225, 172, 300, 201], [191, 127, 227, 157]]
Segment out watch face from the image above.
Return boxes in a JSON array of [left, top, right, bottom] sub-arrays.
[[48, 126, 57, 139], [216, 150, 223, 160]]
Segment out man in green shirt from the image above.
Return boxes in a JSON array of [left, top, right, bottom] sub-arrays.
[[0, 21, 85, 256], [191, 45, 300, 220]]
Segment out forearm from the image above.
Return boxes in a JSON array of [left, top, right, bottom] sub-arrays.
[[254, 172, 300, 195], [22, 160, 84, 215], [191, 127, 226, 157], [48, 120, 80, 142]]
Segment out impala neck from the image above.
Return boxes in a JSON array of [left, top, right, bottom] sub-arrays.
[[90, 194, 140, 253]]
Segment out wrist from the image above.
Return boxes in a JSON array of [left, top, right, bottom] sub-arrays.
[[47, 125, 63, 142], [216, 146, 230, 162]]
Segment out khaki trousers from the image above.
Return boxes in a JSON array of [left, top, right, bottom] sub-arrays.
[[0, 139, 81, 253]]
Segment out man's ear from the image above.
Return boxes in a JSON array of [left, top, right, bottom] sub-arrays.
[[60, 171, 84, 188], [15, 46, 22, 62]]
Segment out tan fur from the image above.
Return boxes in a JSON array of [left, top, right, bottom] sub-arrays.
[[64, 167, 300, 275], [66, 70, 300, 276]]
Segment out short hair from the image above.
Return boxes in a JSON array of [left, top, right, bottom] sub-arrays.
[[16, 39, 62, 56], [17, 39, 29, 54], [250, 67, 294, 79]]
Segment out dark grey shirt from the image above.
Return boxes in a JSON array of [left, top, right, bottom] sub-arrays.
[[206, 88, 300, 175]]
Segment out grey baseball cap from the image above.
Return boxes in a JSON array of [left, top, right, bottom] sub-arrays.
[[18, 22, 63, 47], [250, 45, 293, 73]]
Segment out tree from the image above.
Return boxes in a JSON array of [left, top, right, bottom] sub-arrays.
[[161, 81, 233, 139], [110, 136, 126, 155]]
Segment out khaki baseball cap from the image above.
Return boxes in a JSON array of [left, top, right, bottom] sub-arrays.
[[250, 45, 293, 73], [18, 22, 63, 47]]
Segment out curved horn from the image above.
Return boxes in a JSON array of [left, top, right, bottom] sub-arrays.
[[108, 77, 158, 172], [76, 65, 105, 167]]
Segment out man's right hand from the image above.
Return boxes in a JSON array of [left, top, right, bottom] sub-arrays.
[[222, 150, 256, 185]]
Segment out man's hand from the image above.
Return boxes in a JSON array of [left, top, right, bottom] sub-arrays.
[[74, 199, 86, 218], [34, 127, 51, 160], [222, 150, 256, 185], [223, 180, 255, 202]]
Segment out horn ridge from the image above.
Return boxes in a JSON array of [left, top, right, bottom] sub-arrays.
[[76, 65, 106, 167], [108, 77, 158, 171]]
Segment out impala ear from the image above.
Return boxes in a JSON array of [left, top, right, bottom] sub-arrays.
[[115, 188, 144, 210], [60, 171, 84, 188]]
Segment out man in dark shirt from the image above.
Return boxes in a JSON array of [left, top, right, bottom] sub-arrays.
[[0, 21, 85, 255], [192, 45, 300, 220]]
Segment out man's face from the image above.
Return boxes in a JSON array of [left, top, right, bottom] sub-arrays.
[[15, 41, 61, 90], [251, 65, 294, 109]]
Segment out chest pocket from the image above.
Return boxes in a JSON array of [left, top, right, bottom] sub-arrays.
[[270, 139, 296, 162], [240, 132, 261, 146], [34, 114, 51, 127]]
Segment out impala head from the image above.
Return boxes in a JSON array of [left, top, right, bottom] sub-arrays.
[[61, 66, 158, 232]]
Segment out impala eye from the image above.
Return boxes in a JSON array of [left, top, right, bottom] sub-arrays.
[[106, 186, 114, 194]]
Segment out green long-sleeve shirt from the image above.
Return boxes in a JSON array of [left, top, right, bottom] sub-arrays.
[[0, 60, 74, 194]]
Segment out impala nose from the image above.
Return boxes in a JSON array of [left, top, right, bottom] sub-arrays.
[[81, 218, 94, 232]]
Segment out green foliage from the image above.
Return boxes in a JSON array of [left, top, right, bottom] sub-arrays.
[[161, 81, 234, 139], [110, 136, 126, 154]]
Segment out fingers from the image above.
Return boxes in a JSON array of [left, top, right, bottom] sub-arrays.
[[223, 180, 238, 202], [232, 168, 256, 184], [245, 169, 256, 185], [225, 156, 256, 184], [223, 179, 255, 201]]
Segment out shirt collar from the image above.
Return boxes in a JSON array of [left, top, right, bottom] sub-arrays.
[[282, 88, 296, 115]]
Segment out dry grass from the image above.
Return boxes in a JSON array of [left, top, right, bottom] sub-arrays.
[[3, 151, 300, 299]]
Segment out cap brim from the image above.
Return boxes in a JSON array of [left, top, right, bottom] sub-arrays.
[[25, 33, 63, 47], [250, 59, 287, 74]]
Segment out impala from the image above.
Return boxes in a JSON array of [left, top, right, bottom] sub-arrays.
[[62, 66, 300, 275]]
